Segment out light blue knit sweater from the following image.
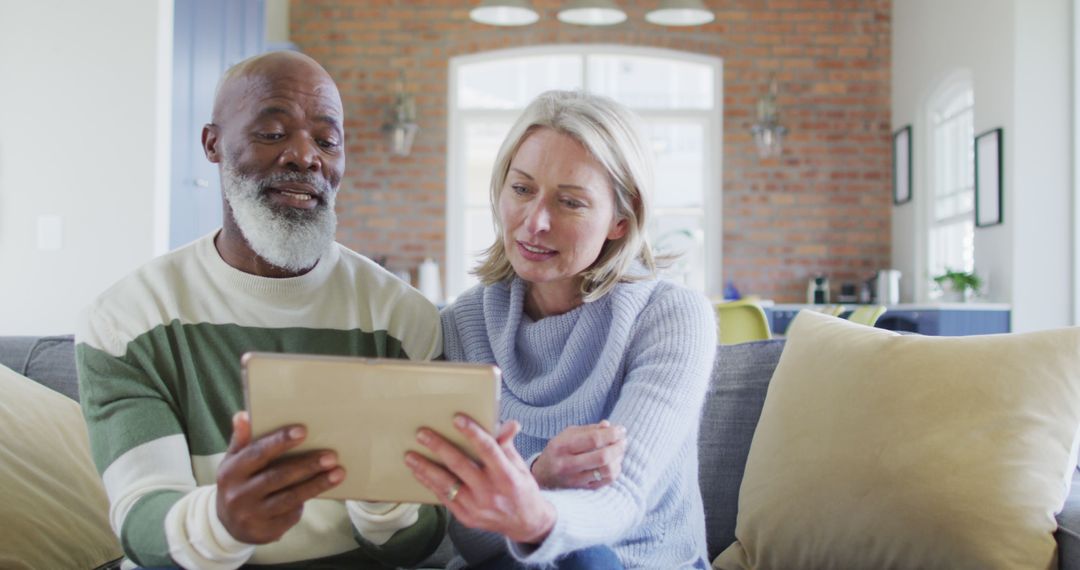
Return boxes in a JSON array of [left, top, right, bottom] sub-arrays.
[[441, 276, 716, 568]]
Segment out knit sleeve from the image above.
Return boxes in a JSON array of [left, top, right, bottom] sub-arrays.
[[507, 285, 716, 562], [77, 304, 255, 569], [440, 284, 486, 363]]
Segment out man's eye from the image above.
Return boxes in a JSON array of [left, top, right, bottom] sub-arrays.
[[318, 139, 340, 149], [258, 132, 285, 141]]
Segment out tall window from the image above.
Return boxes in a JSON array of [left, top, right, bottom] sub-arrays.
[[927, 80, 975, 284], [446, 45, 723, 300]]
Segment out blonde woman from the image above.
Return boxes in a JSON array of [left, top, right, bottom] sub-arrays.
[[406, 91, 715, 569]]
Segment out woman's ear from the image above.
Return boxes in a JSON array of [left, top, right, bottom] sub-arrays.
[[607, 217, 629, 241]]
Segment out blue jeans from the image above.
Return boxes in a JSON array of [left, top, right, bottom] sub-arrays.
[[469, 545, 623, 570]]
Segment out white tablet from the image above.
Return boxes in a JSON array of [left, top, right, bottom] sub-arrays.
[[241, 352, 501, 504]]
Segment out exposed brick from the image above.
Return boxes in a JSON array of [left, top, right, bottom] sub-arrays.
[[291, 0, 892, 302]]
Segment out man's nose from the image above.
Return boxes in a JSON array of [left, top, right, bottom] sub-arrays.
[[280, 134, 322, 172]]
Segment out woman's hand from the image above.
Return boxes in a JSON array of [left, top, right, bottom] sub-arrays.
[[405, 415, 556, 545], [532, 420, 627, 490]]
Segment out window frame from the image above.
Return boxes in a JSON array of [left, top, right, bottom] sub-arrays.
[[919, 70, 975, 301], [446, 44, 724, 300]]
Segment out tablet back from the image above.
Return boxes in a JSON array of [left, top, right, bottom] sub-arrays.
[[242, 352, 500, 504]]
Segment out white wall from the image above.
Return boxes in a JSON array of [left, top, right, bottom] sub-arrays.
[[0, 0, 173, 335], [892, 0, 1073, 332], [1012, 0, 1073, 331]]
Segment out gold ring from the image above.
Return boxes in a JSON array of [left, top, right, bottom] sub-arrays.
[[592, 469, 603, 482], [446, 481, 461, 502]]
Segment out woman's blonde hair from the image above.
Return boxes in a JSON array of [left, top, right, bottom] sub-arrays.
[[472, 90, 658, 302]]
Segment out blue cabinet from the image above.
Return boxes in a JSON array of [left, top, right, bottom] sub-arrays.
[[767, 305, 1011, 336]]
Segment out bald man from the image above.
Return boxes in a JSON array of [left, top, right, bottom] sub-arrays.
[[76, 51, 445, 569]]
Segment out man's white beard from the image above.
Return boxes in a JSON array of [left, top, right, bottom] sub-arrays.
[[220, 161, 338, 273]]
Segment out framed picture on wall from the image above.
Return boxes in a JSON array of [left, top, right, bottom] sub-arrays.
[[975, 127, 1003, 227], [892, 125, 912, 205]]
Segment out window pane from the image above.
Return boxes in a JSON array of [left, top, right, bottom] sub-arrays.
[[651, 212, 705, 291], [458, 56, 582, 109], [587, 55, 713, 109], [928, 83, 975, 289], [464, 120, 514, 206], [644, 120, 705, 208], [463, 206, 497, 288]]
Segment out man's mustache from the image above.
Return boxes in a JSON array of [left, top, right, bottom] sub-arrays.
[[256, 171, 334, 200]]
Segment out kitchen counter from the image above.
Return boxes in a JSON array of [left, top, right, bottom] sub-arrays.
[[764, 303, 1011, 336]]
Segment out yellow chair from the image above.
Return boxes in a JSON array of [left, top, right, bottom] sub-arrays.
[[814, 305, 846, 317], [714, 299, 772, 345], [846, 305, 887, 327]]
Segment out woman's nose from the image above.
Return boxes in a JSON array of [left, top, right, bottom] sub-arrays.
[[524, 202, 551, 234]]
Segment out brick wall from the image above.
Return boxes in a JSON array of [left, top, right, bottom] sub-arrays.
[[291, 0, 891, 303]]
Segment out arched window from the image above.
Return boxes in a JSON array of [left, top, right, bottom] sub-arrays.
[[926, 74, 975, 287], [446, 45, 723, 300]]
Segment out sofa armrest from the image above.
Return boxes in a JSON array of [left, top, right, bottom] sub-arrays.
[[1056, 468, 1080, 570]]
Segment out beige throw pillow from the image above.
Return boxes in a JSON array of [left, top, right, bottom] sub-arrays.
[[715, 311, 1080, 570], [0, 364, 121, 569]]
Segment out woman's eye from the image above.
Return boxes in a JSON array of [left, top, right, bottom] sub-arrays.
[[561, 198, 585, 209], [511, 184, 530, 195]]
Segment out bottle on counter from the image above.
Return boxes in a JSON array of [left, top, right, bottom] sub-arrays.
[[807, 274, 829, 305]]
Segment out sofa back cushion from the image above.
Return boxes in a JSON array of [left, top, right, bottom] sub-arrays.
[[698, 339, 785, 559], [0, 336, 38, 373], [23, 335, 79, 401], [0, 363, 121, 569]]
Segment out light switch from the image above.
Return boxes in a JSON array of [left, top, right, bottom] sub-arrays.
[[37, 215, 62, 250]]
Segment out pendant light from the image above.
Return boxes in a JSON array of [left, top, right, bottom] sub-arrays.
[[645, 0, 714, 26], [557, 0, 627, 26], [469, 0, 540, 26]]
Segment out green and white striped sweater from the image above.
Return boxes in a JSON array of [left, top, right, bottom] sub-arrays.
[[76, 232, 445, 569]]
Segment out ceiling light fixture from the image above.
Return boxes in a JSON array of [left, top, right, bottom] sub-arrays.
[[645, 0, 715, 26], [557, 0, 627, 26], [469, 0, 540, 26]]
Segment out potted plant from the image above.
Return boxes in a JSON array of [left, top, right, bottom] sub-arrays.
[[933, 269, 983, 302]]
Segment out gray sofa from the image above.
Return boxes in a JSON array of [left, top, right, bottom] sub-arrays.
[[5, 334, 1080, 568]]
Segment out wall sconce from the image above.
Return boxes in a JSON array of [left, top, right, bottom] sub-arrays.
[[382, 75, 419, 157], [752, 75, 788, 159]]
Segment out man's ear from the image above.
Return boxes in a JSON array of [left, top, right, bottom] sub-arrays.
[[202, 123, 222, 164]]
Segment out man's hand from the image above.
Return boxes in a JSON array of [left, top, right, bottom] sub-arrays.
[[216, 411, 345, 544], [531, 420, 627, 490]]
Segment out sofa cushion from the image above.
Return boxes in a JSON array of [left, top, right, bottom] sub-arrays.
[[715, 311, 1080, 570], [698, 339, 784, 560], [0, 363, 121, 569], [22, 335, 79, 401], [0, 335, 38, 373]]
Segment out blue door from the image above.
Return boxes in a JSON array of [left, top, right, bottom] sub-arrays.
[[170, 0, 265, 249]]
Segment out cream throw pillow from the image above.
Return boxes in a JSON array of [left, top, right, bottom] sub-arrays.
[[715, 310, 1080, 570], [0, 363, 121, 569]]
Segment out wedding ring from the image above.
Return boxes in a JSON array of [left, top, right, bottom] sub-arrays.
[[592, 469, 603, 482], [446, 481, 461, 502]]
